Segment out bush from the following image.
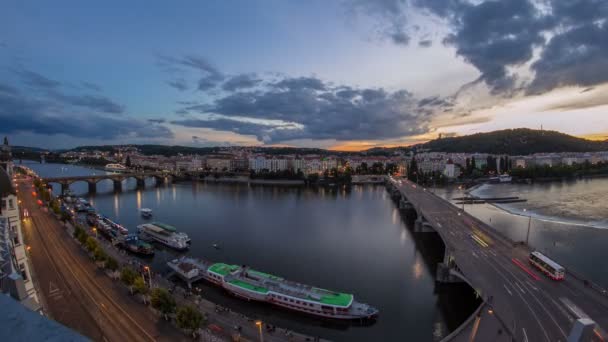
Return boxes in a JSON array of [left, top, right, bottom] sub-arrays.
[[77, 230, 88, 245], [93, 246, 107, 262], [85, 236, 98, 252], [133, 276, 148, 295], [120, 267, 137, 287], [105, 257, 119, 272], [176, 305, 204, 332], [151, 288, 176, 319]]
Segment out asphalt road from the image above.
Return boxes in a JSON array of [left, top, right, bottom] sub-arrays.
[[18, 179, 186, 342], [392, 178, 608, 342]]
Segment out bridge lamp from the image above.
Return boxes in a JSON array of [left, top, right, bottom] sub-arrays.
[[487, 308, 494, 315]]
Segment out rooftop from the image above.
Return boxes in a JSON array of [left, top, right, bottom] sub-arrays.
[[0, 294, 87, 342], [208, 263, 240, 276]]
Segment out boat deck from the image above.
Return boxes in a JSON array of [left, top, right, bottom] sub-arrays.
[[226, 267, 354, 307]]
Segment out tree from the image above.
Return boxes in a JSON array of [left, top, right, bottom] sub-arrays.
[[176, 305, 204, 337], [133, 276, 149, 304], [85, 236, 98, 252], [105, 256, 119, 272], [77, 229, 88, 245], [151, 288, 176, 320], [93, 246, 107, 262], [121, 267, 137, 293]]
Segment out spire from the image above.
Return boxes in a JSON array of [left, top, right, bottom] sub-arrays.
[[2, 136, 7, 146]]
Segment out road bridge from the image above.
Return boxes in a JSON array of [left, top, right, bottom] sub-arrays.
[[387, 177, 608, 342], [42, 172, 172, 193]]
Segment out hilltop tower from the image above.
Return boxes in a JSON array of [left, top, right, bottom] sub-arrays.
[[0, 136, 13, 177]]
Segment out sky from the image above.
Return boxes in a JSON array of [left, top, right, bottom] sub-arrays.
[[1, 0, 607, 150]]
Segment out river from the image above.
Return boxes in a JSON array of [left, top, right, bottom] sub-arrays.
[[21, 161, 479, 342]]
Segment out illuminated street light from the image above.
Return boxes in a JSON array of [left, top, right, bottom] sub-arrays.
[[144, 266, 152, 288], [255, 320, 264, 342]]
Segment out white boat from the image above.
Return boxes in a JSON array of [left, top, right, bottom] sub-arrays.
[[489, 174, 512, 183], [140, 208, 153, 218], [105, 163, 128, 173], [167, 258, 379, 320], [137, 222, 189, 250]]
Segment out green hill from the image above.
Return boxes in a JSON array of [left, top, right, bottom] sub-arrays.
[[414, 129, 608, 155]]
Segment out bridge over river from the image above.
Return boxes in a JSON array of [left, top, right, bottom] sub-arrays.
[[387, 177, 608, 342], [42, 172, 172, 193]]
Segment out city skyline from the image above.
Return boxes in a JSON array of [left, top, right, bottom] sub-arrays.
[[1, 0, 607, 150]]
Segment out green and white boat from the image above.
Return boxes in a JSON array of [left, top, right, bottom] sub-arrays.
[[214, 264, 379, 319], [168, 257, 378, 320]]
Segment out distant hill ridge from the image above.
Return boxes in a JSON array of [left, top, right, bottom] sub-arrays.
[[8, 129, 608, 156], [414, 128, 608, 155]]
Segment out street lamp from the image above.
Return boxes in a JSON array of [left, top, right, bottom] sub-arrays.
[[92, 227, 98, 238], [524, 209, 532, 246], [144, 265, 152, 288], [255, 320, 264, 342]]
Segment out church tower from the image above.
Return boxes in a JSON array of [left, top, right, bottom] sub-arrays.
[[0, 136, 13, 177]]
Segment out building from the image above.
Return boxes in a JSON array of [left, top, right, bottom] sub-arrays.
[[206, 156, 233, 171], [1, 168, 40, 312], [0, 137, 13, 177], [443, 160, 460, 179]]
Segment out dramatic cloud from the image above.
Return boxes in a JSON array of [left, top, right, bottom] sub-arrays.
[[81, 81, 102, 92], [158, 54, 224, 91], [148, 118, 166, 124], [418, 39, 432, 48], [50, 92, 125, 114], [13, 68, 124, 114], [167, 78, 189, 91], [15, 69, 61, 89], [0, 89, 172, 140], [528, 22, 608, 94], [346, 0, 410, 46], [172, 76, 431, 143], [222, 73, 262, 92]]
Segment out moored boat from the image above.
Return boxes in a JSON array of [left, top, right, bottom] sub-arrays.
[[167, 258, 378, 320], [117, 234, 155, 256], [137, 222, 189, 250], [105, 163, 128, 173]]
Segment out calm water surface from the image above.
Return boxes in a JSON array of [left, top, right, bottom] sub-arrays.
[[24, 161, 478, 342]]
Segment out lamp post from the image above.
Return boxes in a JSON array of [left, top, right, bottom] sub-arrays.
[[92, 227, 98, 239], [255, 320, 264, 342], [524, 209, 532, 246], [144, 265, 152, 288]]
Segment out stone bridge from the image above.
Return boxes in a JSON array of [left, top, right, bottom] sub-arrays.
[[42, 172, 173, 193]]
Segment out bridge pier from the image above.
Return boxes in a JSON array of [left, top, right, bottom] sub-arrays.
[[60, 183, 69, 194], [87, 182, 96, 193], [399, 198, 414, 210], [436, 249, 465, 284], [414, 216, 436, 233], [113, 180, 122, 192], [136, 178, 145, 189]]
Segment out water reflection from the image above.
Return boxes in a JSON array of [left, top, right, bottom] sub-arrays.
[[24, 161, 479, 342]]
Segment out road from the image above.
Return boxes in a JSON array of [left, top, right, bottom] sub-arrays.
[[391, 178, 608, 342], [18, 178, 186, 342]]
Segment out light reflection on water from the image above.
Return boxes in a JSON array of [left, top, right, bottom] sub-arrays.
[[24, 161, 480, 342]]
